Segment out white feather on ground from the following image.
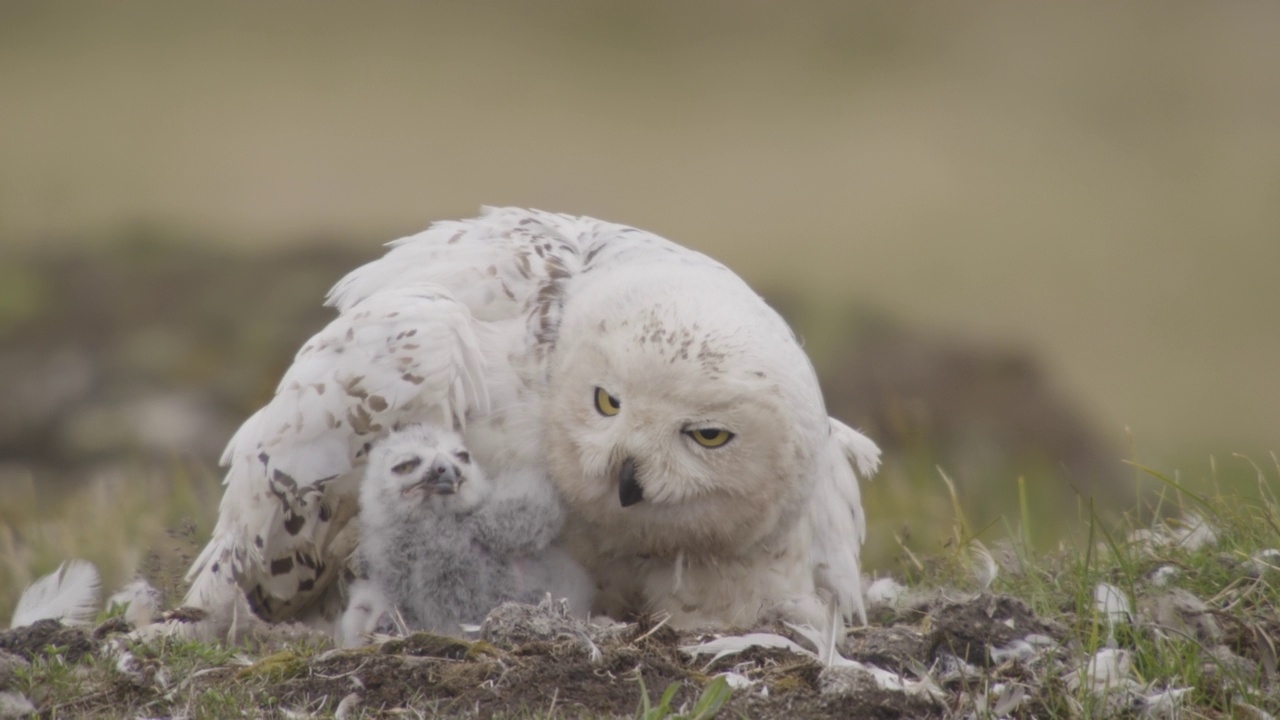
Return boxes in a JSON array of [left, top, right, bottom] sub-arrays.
[[682, 606, 943, 700], [10, 560, 101, 628], [0, 691, 36, 718], [106, 579, 163, 630], [1093, 582, 1131, 647]]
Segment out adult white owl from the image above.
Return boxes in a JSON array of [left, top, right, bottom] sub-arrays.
[[185, 207, 880, 632]]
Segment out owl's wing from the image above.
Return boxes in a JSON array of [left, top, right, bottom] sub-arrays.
[[327, 206, 724, 326], [184, 284, 489, 620], [186, 206, 720, 622], [811, 417, 881, 625]]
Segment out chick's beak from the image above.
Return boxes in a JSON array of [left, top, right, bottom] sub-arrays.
[[418, 458, 462, 495], [618, 457, 644, 507]]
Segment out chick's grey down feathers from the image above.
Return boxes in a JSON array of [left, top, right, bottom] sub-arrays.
[[355, 424, 589, 635]]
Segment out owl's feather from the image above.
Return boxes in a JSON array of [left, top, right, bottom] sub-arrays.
[[186, 286, 490, 620], [812, 418, 881, 623], [185, 207, 879, 630], [11, 560, 101, 628]]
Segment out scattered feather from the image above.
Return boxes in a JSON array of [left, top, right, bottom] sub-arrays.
[[785, 604, 847, 668], [989, 639, 1038, 664], [969, 541, 998, 590], [1245, 548, 1280, 577], [932, 653, 982, 684], [681, 633, 810, 668], [1139, 686, 1190, 718], [1235, 702, 1277, 720], [1127, 528, 1164, 552], [107, 578, 163, 629], [795, 606, 944, 699], [1148, 565, 1179, 587], [1127, 515, 1220, 554], [10, 560, 101, 628], [334, 693, 361, 720], [1138, 589, 1222, 644], [1093, 582, 1131, 646], [971, 682, 1029, 718], [716, 672, 754, 690], [820, 662, 945, 700], [681, 624, 942, 699], [114, 649, 141, 676], [1172, 514, 1218, 550], [0, 692, 36, 719], [864, 577, 907, 609], [992, 684, 1029, 716], [1067, 648, 1135, 695]]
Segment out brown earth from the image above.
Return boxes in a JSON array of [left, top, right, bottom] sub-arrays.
[[0, 593, 1085, 719]]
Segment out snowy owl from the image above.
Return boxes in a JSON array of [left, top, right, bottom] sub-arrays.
[[185, 207, 879, 632], [345, 423, 591, 640]]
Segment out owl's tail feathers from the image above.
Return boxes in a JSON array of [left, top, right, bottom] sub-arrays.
[[829, 417, 882, 481], [812, 418, 882, 627], [9, 560, 101, 629]]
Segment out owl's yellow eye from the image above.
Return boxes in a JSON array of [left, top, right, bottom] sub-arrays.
[[687, 428, 734, 448], [594, 387, 621, 416]]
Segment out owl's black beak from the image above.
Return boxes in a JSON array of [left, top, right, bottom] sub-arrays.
[[618, 457, 644, 507]]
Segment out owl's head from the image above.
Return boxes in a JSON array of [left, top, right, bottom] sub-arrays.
[[362, 424, 489, 519], [546, 265, 830, 557]]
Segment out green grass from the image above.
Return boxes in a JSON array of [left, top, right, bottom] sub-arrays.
[[635, 675, 731, 720], [896, 456, 1280, 716], [3, 454, 1278, 717], [0, 461, 223, 624]]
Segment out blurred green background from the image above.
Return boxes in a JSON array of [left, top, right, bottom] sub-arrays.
[[2, 1, 1278, 612]]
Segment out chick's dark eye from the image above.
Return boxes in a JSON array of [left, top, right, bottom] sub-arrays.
[[392, 458, 422, 475]]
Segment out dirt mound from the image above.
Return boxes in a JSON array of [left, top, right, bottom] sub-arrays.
[[0, 619, 95, 664], [922, 593, 1066, 665], [0, 592, 1095, 718]]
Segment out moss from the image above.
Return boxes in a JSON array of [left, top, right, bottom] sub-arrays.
[[767, 675, 808, 694], [236, 650, 302, 681]]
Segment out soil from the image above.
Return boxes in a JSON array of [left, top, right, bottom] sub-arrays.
[[921, 593, 1066, 665], [0, 592, 1088, 719], [0, 619, 95, 664]]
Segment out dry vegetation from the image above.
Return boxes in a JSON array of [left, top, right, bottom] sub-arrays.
[[2, 462, 1278, 718]]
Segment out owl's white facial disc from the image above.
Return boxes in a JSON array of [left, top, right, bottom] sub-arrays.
[[547, 267, 829, 557]]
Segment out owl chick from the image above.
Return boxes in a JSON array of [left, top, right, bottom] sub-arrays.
[[347, 424, 591, 641]]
